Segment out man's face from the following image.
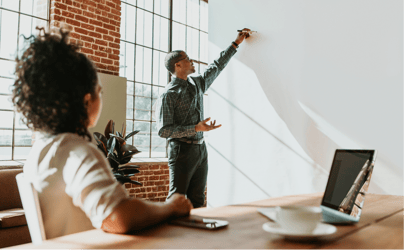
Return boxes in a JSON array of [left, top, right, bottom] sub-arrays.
[[176, 52, 195, 75]]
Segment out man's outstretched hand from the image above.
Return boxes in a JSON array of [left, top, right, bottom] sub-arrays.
[[195, 117, 222, 132], [235, 28, 251, 45]]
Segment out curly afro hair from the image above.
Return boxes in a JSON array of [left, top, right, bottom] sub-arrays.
[[12, 27, 98, 140]]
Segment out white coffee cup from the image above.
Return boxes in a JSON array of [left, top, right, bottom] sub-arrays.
[[276, 206, 322, 234]]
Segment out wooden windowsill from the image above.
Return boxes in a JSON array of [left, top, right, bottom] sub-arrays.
[[0, 158, 168, 169]]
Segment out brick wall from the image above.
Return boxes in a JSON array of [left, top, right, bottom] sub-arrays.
[[50, 0, 120, 75], [125, 162, 207, 207]]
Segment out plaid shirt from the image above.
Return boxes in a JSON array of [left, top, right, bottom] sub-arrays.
[[156, 45, 237, 140]]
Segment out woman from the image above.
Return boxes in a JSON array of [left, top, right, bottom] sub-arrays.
[[12, 28, 192, 239]]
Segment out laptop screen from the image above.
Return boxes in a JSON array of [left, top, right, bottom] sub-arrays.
[[321, 150, 376, 215]]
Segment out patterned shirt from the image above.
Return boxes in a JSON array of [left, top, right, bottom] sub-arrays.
[[156, 45, 237, 140]]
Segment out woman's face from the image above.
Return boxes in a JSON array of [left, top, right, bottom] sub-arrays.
[[86, 82, 103, 129]]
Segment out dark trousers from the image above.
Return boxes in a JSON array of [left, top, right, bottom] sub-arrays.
[[166, 140, 208, 208]]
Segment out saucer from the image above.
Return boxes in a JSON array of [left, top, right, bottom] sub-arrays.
[[262, 222, 337, 240]]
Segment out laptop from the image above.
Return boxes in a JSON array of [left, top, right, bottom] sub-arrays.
[[321, 149, 377, 224], [258, 149, 377, 224]]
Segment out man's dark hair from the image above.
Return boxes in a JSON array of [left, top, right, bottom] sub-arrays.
[[12, 27, 98, 140], [165, 50, 185, 74]]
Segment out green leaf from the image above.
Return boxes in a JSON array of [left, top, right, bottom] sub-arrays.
[[130, 180, 143, 186], [120, 168, 140, 175], [108, 156, 119, 170], [124, 130, 140, 141], [107, 137, 116, 156], [121, 122, 126, 139], [104, 120, 114, 140], [93, 132, 107, 146], [97, 144, 107, 157]]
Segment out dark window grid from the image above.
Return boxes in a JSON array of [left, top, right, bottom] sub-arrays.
[[122, 0, 207, 158], [122, 2, 170, 22], [0, 7, 49, 22], [120, 41, 169, 55], [0, 0, 50, 161]]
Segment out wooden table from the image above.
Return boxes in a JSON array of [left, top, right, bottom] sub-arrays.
[[8, 193, 403, 249]]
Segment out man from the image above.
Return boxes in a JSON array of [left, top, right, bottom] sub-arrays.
[[156, 29, 251, 208]]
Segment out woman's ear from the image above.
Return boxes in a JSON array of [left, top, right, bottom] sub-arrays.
[[84, 93, 92, 105]]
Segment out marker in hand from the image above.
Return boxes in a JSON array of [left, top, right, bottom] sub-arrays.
[[237, 30, 257, 34]]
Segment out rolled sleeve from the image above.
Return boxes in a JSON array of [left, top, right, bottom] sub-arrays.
[[156, 92, 197, 139], [63, 145, 128, 229]]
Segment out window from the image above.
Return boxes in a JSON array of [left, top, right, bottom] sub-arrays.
[[120, 0, 208, 157], [0, 0, 49, 161]]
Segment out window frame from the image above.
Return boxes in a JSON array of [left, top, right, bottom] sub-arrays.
[[0, 0, 50, 161], [120, 0, 209, 158]]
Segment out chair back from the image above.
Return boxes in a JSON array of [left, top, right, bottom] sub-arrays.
[[15, 173, 46, 244]]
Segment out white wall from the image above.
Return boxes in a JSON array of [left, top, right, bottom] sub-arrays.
[[207, 0, 403, 207], [88, 73, 126, 140]]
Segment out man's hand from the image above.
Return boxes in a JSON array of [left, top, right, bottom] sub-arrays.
[[235, 28, 251, 45], [166, 193, 193, 217], [195, 117, 222, 132]]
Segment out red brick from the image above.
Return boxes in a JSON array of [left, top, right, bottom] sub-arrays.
[[103, 23, 115, 31], [95, 51, 108, 57], [96, 15, 109, 23], [103, 34, 114, 42], [91, 44, 99, 50], [111, 0, 120, 4], [80, 3, 87, 10], [66, 18, 81, 27], [129, 189, 135, 193], [81, 23, 95, 31], [73, 2, 81, 8], [150, 165, 159, 170], [108, 54, 119, 60], [88, 55, 100, 62], [140, 187, 146, 192], [83, 10, 96, 18], [113, 49, 119, 55], [105, 48, 112, 53], [160, 175, 169, 180], [76, 15, 89, 23], [81, 35, 94, 43], [106, 1, 115, 9], [164, 180, 169, 185], [111, 9, 120, 16], [65, 0, 73, 5], [83, 42, 92, 48], [61, 10, 75, 18], [70, 32, 81, 39], [89, 19, 103, 27], [97, 3, 110, 12], [80, 47, 93, 55], [110, 19, 119, 26], [51, 8, 61, 15], [95, 39, 108, 46], [51, 14, 66, 22], [87, 31, 102, 39], [107, 65, 118, 71], [164, 170, 169, 174], [109, 42, 120, 49], [147, 193, 157, 198], [54, 2, 67, 10], [136, 194, 146, 199], [83, 0, 97, 7], [95, 63, 107, 69], [114, 37, 120, 43], [109, 31, 120, 38], [149, 176, 159, 181], [114, 60, 119, 66], [95, 27, 109, 34], [155, 181, 165, 185], [68, 6, 82, 15], [75, 27, 88, 35]]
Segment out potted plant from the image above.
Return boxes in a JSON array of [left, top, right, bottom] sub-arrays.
[[93, 120, 142, 186]]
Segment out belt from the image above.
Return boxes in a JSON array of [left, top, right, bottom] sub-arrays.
[[175, 138, 204, 144]]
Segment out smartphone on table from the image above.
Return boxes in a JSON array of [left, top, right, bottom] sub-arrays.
[[169, 215, 229, 230]]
